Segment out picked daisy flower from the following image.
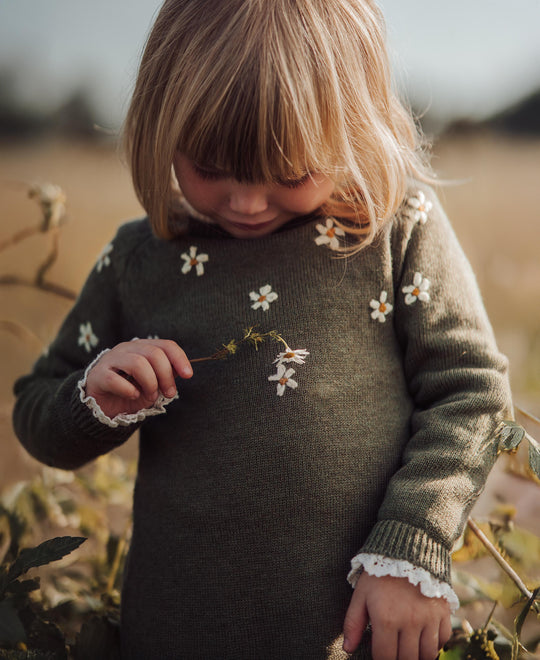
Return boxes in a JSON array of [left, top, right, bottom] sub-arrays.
[[273, 348, 310, 365], [268, 364, 298, 396]]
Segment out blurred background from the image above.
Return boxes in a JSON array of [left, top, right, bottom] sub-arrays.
[[0, 0, 539, 484]]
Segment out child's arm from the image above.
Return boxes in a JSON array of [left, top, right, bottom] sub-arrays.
[[343, 187, 512, 654], [12, 221, 192, 469], [343, 572, 451, 659]]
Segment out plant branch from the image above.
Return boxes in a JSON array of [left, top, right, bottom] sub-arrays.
[[467, 518, 536, 604]]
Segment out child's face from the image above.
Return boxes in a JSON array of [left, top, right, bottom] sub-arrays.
[[173, 153, 335, 239]]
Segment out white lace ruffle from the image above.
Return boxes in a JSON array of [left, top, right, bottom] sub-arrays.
[[347, 553, 460, 612], [77, 348, 178, 428]]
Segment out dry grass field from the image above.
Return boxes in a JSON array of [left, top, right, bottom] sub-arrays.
[[0, 132, 539, 486]]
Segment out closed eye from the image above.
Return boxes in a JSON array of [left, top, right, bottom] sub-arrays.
[[192, 163, 228, 181], [275, 173, 311, 189]]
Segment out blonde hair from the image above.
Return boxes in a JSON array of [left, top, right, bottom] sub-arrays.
[[124, 0, 433, 251]]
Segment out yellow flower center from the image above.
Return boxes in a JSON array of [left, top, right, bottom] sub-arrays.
[[190, 258, 198, 266], [379, 303, 387, 313], [326, 227, 336, 238], [412, 287, 420, 296], [284, 351, 295, 358], [258, 295, 267, 302], [279, 377, 288, 386]]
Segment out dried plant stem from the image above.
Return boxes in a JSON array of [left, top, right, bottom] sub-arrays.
[[467, 518, 534, 602], [0, 275, 76, 300], [35, 227, 60, 285], [105, 521, 131, 594], [0, 225, 41, 252], [0, 320, 44, 351]]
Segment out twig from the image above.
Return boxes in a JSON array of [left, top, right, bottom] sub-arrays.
[[0, 225, 42, 252], [467, 518, 536, 604], [0, 275, 76, 300], [35, 227, 60, 285], [0, 320, 44, 351]]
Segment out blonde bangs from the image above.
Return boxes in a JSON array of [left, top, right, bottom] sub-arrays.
[[124, 0, 433, 247]]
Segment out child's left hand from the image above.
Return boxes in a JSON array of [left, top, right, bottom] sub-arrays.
[[342, 572, 452, 660]]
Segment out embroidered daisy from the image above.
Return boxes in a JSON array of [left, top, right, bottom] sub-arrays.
[[268, 364, 298, 396], [181, 246, 209, 276], [273, 348, 310, 365], [405, 191, 432, 225], [249, 284, 278, 311], [78, 322, 98, 353], [314, 218, 345, 250], [369, 291, 393, 323], [402, 272, 430, 305], [95, 243, 113, 272]]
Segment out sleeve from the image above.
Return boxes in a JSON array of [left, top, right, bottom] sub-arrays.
[[12, 235, 141, 470], [357, 187, 513, 585]]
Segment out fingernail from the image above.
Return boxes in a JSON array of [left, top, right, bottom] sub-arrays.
[[166, 386, 177, 397], [342, 637, 351, 653]]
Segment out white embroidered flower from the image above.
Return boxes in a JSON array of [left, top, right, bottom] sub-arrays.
[[96, 243, 113, 272], [405, 191, 432, 224], [268, 364, 298, 396], [369, 291, 393, 322], [249, 284, 278, 311], [78, 322, 98, 353], [314, 218, 345, 250], [273, 348, 310, 365], [181, 246, 209, 276], [402, 272, 430, 305]]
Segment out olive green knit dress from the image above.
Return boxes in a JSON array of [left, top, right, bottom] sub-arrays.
[[13, 187, 512, 659]]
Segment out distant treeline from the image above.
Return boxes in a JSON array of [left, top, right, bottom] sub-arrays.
[[0, 67, 539, 141]]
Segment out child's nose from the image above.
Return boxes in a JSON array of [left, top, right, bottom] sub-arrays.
[[229, 184, 268, 215]]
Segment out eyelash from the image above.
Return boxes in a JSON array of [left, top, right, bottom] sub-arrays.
[[192, 164, 310, 188]]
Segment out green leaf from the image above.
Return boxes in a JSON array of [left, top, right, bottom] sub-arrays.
[[497, 421, 526, 453], [0, 598, 26, 646], [6, 578, 40, 596], [437, 648, 464, 660], [527, 435, 540, 480], [7, 536, 86, 583]]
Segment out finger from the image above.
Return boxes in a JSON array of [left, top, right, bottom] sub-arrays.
[[342, 589, 369, 654], [438, 615, 453, 651], [148, 339, 193, 379], [137, 345, 179, 398], [397, 629, 420, 660], [371, 624, 398, 660], [97, 368, 141, 400], [115, 353, 159, 400], [419, 625, 440, 660]]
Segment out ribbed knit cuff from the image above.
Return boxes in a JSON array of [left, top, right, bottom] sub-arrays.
[[359, 520, 451, 584], [68, 372, 137, 445]]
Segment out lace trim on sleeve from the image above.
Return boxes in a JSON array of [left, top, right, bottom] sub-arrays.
[[76, 348, 178, 428], [347, 553, 460, 612]]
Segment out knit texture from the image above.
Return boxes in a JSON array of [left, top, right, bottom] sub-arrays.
[[13, 186, 512, 659]]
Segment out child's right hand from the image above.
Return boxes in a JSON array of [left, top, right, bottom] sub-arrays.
[[84, 339, 193, 419]]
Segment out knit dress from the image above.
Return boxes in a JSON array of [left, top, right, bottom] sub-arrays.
[[13, 186, 512, 659]]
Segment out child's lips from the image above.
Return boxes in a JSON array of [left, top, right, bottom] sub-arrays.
[[227, 218, 276, 232]]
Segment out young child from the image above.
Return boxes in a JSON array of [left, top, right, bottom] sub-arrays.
[[13, 1, 512, 658]]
